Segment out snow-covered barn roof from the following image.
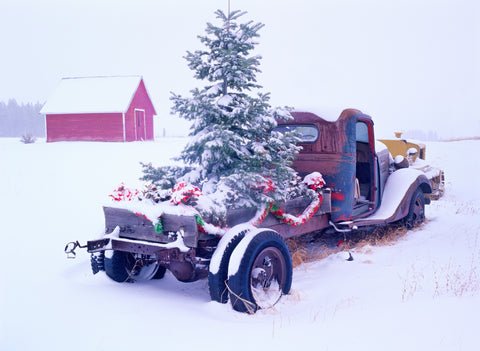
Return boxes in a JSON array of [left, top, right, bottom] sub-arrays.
[[40, 76, 147, 114]]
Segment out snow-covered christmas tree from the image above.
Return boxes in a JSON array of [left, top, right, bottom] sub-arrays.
[[142, 9, 300, 215]]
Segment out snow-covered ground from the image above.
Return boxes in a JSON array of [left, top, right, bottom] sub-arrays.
[[1, 137, 479, 350]]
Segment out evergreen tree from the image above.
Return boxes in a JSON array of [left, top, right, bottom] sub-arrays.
[[143, 9, 300, 211]]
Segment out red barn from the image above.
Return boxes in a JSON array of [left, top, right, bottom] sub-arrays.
[[41, 76, 156, 142]]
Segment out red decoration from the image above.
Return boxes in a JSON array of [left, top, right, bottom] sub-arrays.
[[303, 172, 326, 191], [170, 181, 203, 205], [109, 183, 140, 202], [259, 178, 274, 193]]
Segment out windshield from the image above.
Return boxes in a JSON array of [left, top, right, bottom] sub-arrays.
[[274, 124, 318, 143]]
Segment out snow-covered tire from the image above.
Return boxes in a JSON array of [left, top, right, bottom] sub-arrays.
[[104, 251, 161, 283], [208, 225, 252, 303], [404, 187, 425, 229], [227, 230, 292, 313]]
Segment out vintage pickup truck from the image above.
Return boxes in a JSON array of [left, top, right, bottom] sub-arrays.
[[66, 108, 442, 313]]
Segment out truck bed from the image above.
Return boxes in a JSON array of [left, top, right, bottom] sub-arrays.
[[104, 189, 332, 244]]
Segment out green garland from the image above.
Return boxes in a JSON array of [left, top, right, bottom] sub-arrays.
[[195, 214, 204, 227], [154, 216, 163, 234]]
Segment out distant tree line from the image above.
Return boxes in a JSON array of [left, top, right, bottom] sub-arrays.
[[0, 99, 45, 137]]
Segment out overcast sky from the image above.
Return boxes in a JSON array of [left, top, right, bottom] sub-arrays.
[[1, 0, 479, 138]]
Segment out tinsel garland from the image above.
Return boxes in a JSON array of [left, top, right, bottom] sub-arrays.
[[190, 193, 323, 234], [110, 172, 325, 236], [195, 215, 228, 236], [248, 204, 270, 227], [269, 194, 323, 226]]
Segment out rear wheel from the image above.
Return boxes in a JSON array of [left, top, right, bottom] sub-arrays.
[[404, 188, 425, 229], [104, 251, 161, 282], [227, 230, 292, 313]]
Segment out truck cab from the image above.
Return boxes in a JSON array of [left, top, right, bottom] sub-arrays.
[[276, 109, 431, 227]]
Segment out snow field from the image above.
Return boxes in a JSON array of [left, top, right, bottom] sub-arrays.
[[1, 137, 479, 351]]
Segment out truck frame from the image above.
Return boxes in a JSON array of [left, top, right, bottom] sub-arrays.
[[66, 109, 439, 313]]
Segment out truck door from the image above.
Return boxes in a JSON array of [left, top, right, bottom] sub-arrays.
[[353, 119, 376, 217]]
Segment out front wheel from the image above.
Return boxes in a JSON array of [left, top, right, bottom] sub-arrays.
[[404, 188, 425, 229], [227, 230, 292, 313]]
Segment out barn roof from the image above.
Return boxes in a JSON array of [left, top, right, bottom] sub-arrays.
[[40, 75, 150, 114]]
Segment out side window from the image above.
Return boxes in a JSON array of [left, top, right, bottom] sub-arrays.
[[356, 122, 369, 143]]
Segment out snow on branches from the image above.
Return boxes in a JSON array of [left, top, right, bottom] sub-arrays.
[[143, 9, 300, 212]]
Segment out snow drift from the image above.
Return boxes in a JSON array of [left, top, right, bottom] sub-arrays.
[[1, 138, 479, 350]]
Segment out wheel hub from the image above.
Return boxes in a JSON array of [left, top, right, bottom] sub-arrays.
[[250, 247, 286, 309]]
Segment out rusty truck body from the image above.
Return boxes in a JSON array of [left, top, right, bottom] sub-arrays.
[[66, 109, 441, 313]]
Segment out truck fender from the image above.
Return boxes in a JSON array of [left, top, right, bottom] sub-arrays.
[[365, 168, 432, 224], [208, 224, 253, 303]]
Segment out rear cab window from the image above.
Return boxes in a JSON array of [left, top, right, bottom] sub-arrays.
[[274, 125, 319, 143]]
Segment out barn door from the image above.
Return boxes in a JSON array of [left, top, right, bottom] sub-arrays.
[[135, 109, 146, 141]]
